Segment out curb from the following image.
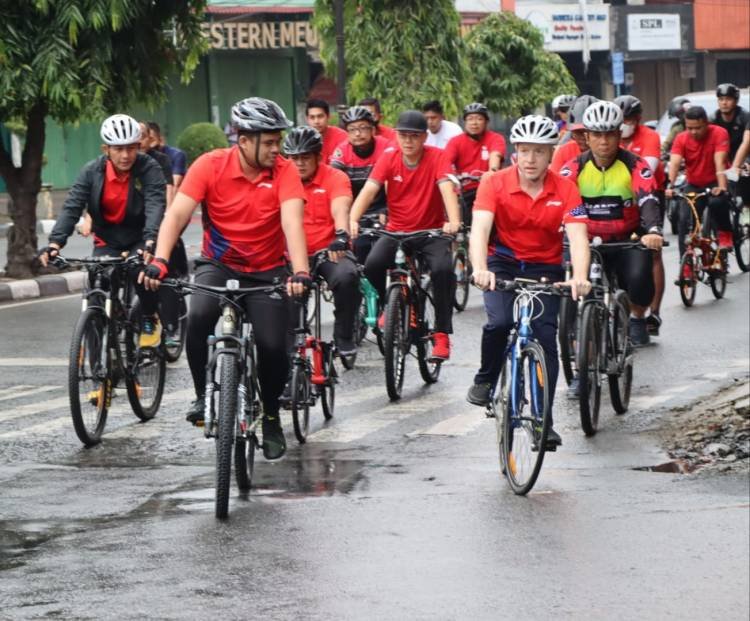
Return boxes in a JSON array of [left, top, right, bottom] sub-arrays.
[[0, 271, 86, 303], [0, 219, 56, 240]]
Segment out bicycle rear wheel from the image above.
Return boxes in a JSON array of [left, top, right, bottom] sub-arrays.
[[216, 353, 238, 519], [734, 206, 750, 272], [384, 286, 408, 400], [452, 250, 470, 312], [578, 303, 602, 436], [68, 308, 110, 446], [234, 435, 255, 492], [291, 362, 311, 443], [502, 342, 551, 495], [417, 284, 441, 384], [558, 295, 578, 385], [709, 258, 727, 299], [125, 305, 165, 421], [678, 253, 697, 307], [608, 292, 632, 415]]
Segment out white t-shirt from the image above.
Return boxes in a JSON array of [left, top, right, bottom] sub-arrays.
[[425, 119, 463, 150]]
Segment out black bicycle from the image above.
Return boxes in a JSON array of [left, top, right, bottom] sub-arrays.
[[163, 277, 285, 519], [447, 173, 480, 312], [53, 255, 166, 446]]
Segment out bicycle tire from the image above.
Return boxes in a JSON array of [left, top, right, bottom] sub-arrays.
[[384, 285, 408, 400], [291, 362, 310, 443], [676, 200, 694, 258], [494, 364, 510, 478], [733, 206, 750, 272], [502, 341, 551, 495], [68, 308, 110, 447], [678, 253, 697, 307], [164, 297, 187, 363], [558, 295, 578, 385], [452, 250, 470, 312], [234, 435, 255, 492], [216, 353, 238, 519], [608, 291, 632, 415], [709, 265, 727, 300], [578, 303, 602, 437], [321, 345, 336, 420], [125, 305, 165, 422], [417, 284, 441, 384]]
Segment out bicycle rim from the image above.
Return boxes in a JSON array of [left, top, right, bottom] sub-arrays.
[[558, 296, 578, 385], [734, 207, 750, 272], [452, 252, 470, 311], [216, 354, 238, 519], [68, 309, 110, 446], [578, 304, 602, 436], [679, 253, 697, 307], [417, 286, 441, 384], [609, 293, 632, 414], [384, 287, 407, 400], [291, 363, 310, 443], [321, 346, 335, 420], [125, 317, 165, 421]]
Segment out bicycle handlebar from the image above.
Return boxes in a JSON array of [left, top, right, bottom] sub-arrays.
[[591, 236, 669, 250], [50, 254, 142, 269], [371, 228, 455, 242], [161, 278, 285, 297], [495, 278, 571, 296]]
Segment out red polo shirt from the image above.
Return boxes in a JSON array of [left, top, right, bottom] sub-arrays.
[[621, 124, 665, 187], [320, 125, 348, 164], [369, 145, 452, 232], [444, 131, 507, 190], [180, 146, 305, 273], [377, 124, 397, 143], [473, 165, 587, 265], [303, 163, 352, 254], [671, 125, 730, 188], [101, 159, 130, 225], [550, 140, 582, 173]]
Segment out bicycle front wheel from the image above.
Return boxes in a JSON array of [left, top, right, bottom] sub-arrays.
[[678, 253, 697, 307], [608, 292, 632, 415], [124, 314, 166, 422], [384, 286, 408, 400], [321, 344, 336, 420], [502, 341, 551, 495], [216, 353, 238, 519], [558, 295, 578, 385], [416, 284, 441, 384], [291, 362, 311, 443], [734, 206, 750, 272], [68, 308, 111, 446], [452, 250, 470, 312], [578, 303, 602, 436]]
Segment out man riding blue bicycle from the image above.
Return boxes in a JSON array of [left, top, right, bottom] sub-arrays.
[[466, 115, 591, 449]]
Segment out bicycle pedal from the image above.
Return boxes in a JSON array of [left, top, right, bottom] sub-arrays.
[[193, 420, 205, 428]]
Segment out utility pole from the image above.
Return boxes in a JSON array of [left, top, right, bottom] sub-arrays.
[[334, 0, 347, 107]]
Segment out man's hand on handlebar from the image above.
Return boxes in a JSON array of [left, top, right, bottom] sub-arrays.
[[472, 269, 496, 292], [640, 233, 664, 251], [139, 257, 169, 291], [558, 276, 591, 301], [287, 271, 311, 298], [36, 243, 61, 267], [442, 221, 461, 236]]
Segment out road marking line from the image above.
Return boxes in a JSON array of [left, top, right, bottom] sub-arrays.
[[0, 396, 71, 424], [408, 408, 488, 437], [702, 371, 729, 380], [0, 358, 68, 367], [0, 385, 60, 402], [0, 385, 33, 398], [0, 293, 78, 310], [334, 384, 390, 407]]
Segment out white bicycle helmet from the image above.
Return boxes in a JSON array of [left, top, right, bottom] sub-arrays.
[[552, 94, 576, 111], [509, 115, 559, 145], [582, 101, 623, 132], [100, 114, 141, 146]]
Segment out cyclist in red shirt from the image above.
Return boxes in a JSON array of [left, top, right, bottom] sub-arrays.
[[306, 98, 348, 164], [349, 110, 461, 360], [550, 95, 598, 173], [141, 98, 309, 461], [444, 102, 506, 225], [466, 115, 590, 448], [283, 126, 361, 357], [667, 105, 733, 250], [358, 97, 397, 143], [330, 106, 394, 264], [615, 95, 667, 335]]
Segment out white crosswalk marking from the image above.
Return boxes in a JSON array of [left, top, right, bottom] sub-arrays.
[[409, 408, 488, 437], [0, 396, 71, 424], [0, 385, 61, 403], [0, 358, 68, 367], [0, 385, 33, 398]]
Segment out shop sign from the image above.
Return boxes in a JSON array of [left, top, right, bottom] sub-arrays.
[[515, 4, 610, 52], [627, 13, 681, 51], [201, 21, 318, 50]]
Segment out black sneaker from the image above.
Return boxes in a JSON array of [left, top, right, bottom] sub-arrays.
[[645, 313, 661, 336], [546, 427, 563, 450], [261, 416, 286, 460], [629, 317, 650, 348], [466, 382, 492, 407], [566, 377, 580, 400], [335, 337, 357, 357], [185, 397, 205, 425]]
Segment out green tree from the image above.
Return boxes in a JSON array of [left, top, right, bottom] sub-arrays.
[[464, 13, 578, 117], [0, 1, 207, 278], [313, 0, 469, 123]]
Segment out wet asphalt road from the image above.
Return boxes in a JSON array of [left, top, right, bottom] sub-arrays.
[[0, 237, 748, 620]]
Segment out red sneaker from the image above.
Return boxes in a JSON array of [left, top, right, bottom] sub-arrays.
[[430, 332, 451, 361], [717, 230, 734, 249]]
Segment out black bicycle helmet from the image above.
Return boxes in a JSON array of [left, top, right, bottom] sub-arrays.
[[230, 97, 293, 132], [340, 105, 375, 126], [567, 95, 599, 130], [614, 95, 643, 118], [394, 110, 427, 132], [716, 83, 740, 100], [282, 127, 323, 155], [668, 96, 690, 120], [463, 102, 490, 120]]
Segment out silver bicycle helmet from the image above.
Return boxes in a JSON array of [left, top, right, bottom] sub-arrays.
[[552, 94, 576, 111], [340, 106, 375, 127], [282, 127, 323, 155], [510, 115, 559, 145], [100, 114, 141, 146], [463, 102, 490, 120], [582, 101, 624, 132], [614, 95, 643, 118], [231, 97, 293, 132]]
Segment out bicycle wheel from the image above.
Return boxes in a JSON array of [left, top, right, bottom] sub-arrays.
[[678, 253, 697, 307], [354, 296, 368, 346], [164, 297, 187, 363], [321, 344, 336, 420], [452, 250, 470, 312], [125, 306, 166, 422], [677, 201, 694, 258], [709, 258, 727, 299], [383, 286, 408, 400], [216, 353, 238, 519], [234, 435, 255, 492], [494, 363, 510, 477], [417, 284, 441, 384], [291, 362, 311, 443], [502, 341, 551, 495], [558, 295, 578, 385], [236, 353, 259, 491], [68, 308, 110, 446], [734, 206, 750, 272], [608, 291, 632, 415], [578, 303, 602, 437]]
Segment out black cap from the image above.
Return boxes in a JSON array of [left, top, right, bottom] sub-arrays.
[[394, 110, 427, 133]]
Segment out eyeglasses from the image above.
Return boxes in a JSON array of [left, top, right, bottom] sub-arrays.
[[347, 125, 373, 134]]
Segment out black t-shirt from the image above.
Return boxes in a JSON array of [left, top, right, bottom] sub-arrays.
[[711, 107, 749, 161], [146, 148, 173, 186]]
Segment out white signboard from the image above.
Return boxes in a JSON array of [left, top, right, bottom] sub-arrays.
[[627, 13, 681, 51], [516, 4, 610, 52]]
